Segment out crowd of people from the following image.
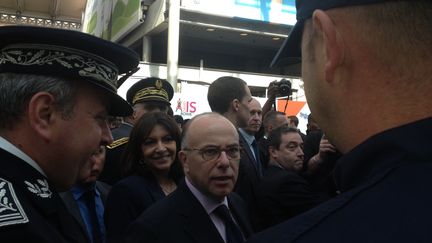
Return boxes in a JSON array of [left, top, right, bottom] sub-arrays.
[[1, 0, 431, 242]]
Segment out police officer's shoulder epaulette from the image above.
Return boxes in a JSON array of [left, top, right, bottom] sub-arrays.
[[0, 178, 29, 227], [107, 137, 129, 149]]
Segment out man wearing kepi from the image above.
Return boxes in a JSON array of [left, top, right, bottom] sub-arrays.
[[0, 26, 139, 242], [247, 1, 432, 243]]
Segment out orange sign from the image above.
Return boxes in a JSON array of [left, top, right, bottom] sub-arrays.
[[276, 100, 306, 116]]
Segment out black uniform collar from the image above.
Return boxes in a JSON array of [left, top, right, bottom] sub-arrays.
[[0, 148, 62, 214], [334, 117, 432, 192]]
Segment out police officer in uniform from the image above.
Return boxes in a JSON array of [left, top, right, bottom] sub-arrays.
[[0, 26, 139, 242], [100, 78, 174, 185], [247, 0, 432, 242]]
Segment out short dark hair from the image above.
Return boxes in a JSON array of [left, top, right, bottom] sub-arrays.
[[207, 76, 247, 114], [122, 112, 183, 181], [268, 126, 300, 150], [288, 115, 299, 127], [0, 73, 77, 130], [263, 110, 286, 129], [173, 115, 184, 124]]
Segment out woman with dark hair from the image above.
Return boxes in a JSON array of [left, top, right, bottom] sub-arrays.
[[104, 112, 183, 243]]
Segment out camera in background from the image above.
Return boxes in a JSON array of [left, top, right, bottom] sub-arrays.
[[275, 78, 292, 97]]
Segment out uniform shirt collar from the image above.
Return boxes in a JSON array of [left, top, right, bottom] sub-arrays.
[[0, 136, 46, 177]]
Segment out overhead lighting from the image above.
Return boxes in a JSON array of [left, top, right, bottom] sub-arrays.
[[240, 33, 248, 36], [206, 28, 215, 32], [272, 37, 281, 41]]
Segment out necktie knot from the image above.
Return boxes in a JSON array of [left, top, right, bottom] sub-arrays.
[[214, 205, 233, 223]]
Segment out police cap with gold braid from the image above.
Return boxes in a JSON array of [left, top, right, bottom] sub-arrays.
[[126, 77, 174, 106], [0, 25, 139, 117]]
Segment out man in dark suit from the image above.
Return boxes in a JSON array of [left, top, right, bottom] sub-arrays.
[[253, 127, 323, 231], [0, 26, 138, 242], [247, 0, 432, 242], [207, 77, 260, 209], [239, 98, 264, 172], [101, 78, 174, 185], [259, 111, 290, 169], [60, 146, 111, 243], [126, 113, 253, 243]]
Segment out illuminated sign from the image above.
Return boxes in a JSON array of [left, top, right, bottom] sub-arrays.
[[181, 0, 296, 25]]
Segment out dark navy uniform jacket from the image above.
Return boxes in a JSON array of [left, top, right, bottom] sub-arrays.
[[0, 148, 86, 243], [100, 122, 133, 185], [247, 117, 432, 242]]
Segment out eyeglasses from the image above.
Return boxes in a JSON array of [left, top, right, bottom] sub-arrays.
[[183, 146, 241, 161]]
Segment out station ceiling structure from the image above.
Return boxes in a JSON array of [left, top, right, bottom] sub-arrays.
[[0, 0, 301, 77], [0, 0, 86, 29]]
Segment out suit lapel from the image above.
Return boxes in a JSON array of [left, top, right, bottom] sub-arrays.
[[175, 182, 225, 243], [228, 194, 254, 239], [239, 133, 255, 163], [59, 191, 87, 231], [51, 192, 89, 243], [95, 181, 111, 205], [239, 133, 260, 177]]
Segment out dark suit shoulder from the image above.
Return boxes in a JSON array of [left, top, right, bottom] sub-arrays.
[[262, 166, 311, 187], [257, 166, 320, 201], [126, 181, 225, 243]]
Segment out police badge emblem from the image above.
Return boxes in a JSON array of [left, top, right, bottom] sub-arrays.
[[155, 79, 163, 90], [0, 178, 29, 227]]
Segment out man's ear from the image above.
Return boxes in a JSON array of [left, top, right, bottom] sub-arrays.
[[178, 151, 189, 173], [232, 99, 240, 112], [27, 92, 58, 142], [312, 10, 345, 83], [268, 146, 277, 159]]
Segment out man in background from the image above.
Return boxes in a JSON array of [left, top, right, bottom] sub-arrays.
[[61, 146, 110, 243], [258, 111, 290, 166], [239, 98, 265, 171], [207, 76, 261, 208], [287, 115, 306, 141], [253, 127, 323, 231]]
